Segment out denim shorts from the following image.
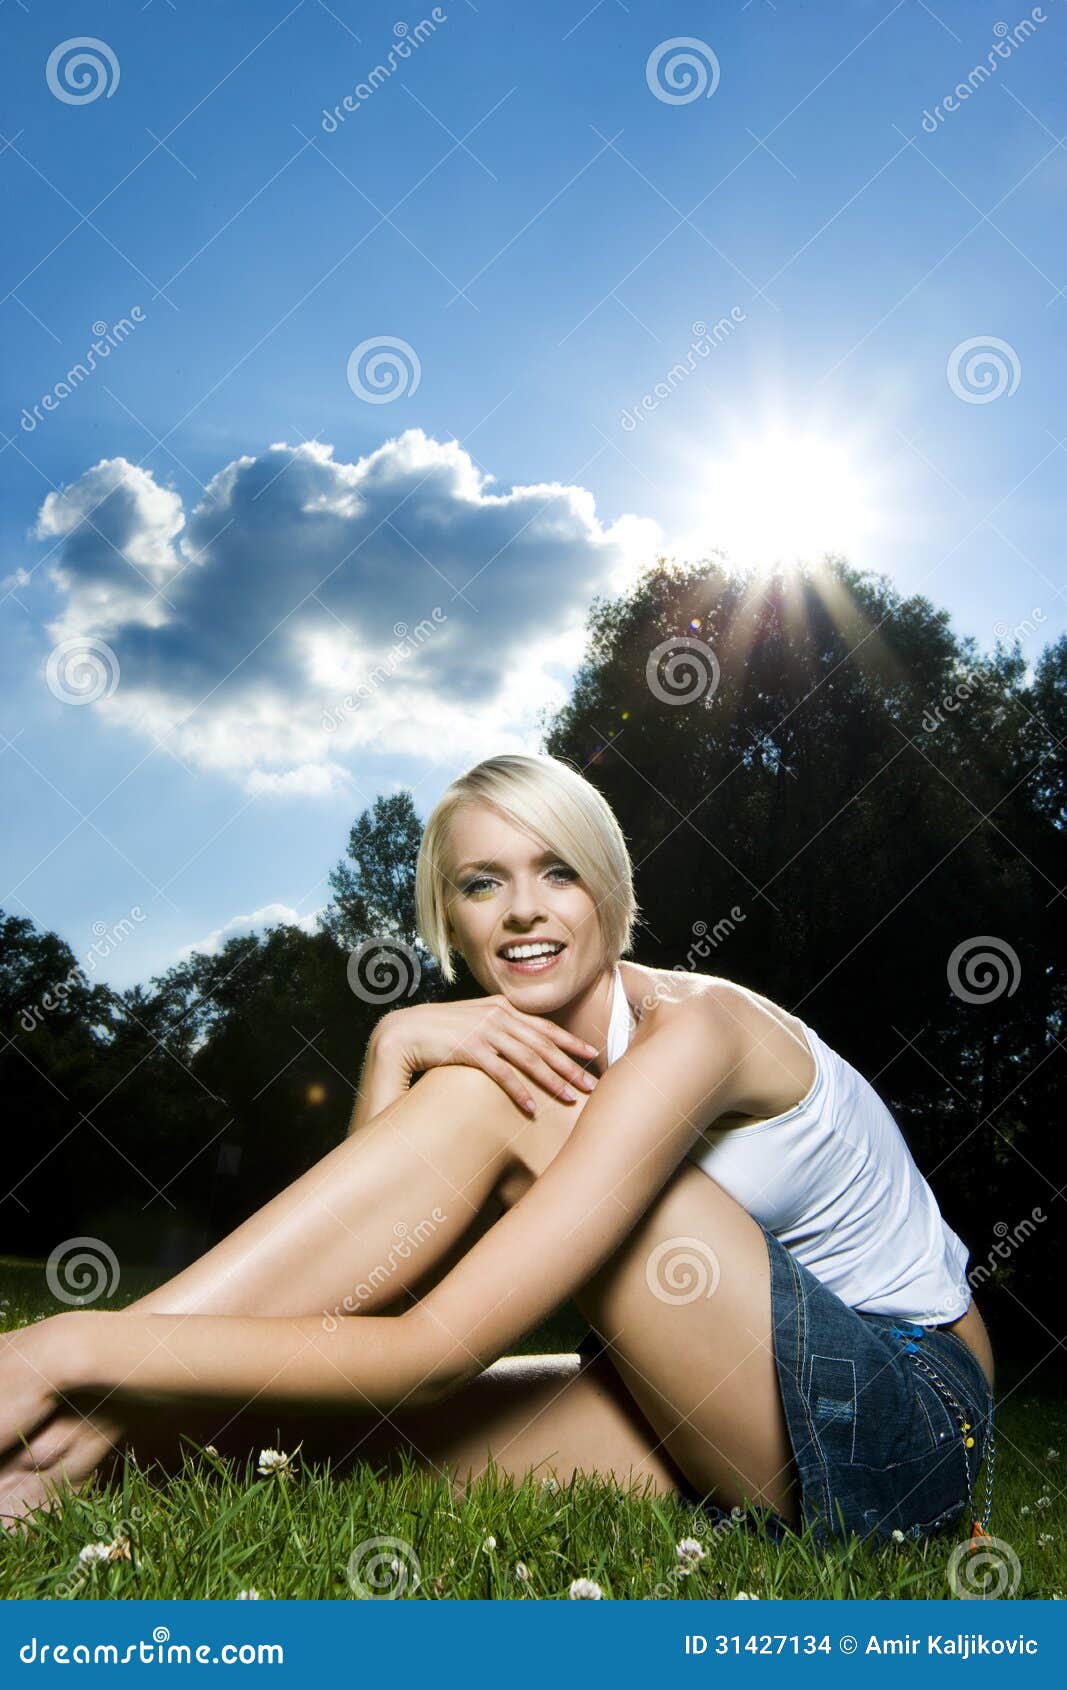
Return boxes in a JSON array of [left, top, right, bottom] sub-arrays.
[[674, 1224, 996, 1547]]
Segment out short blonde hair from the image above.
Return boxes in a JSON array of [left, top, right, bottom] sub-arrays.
[[415, 753, 638, 984]]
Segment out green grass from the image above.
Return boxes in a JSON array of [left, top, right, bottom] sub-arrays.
[[2, 1259, 1064, 1600]]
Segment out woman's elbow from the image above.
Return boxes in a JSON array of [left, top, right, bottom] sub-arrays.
[[395, 1306, 480, 1408]]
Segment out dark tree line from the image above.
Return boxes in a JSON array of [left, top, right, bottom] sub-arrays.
[[0, 795, 438, 1274], [3, 557, 1063, 1359]]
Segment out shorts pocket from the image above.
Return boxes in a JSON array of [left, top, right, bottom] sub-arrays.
[[925, 1329, 994, 1408], [805, 1353, 858, 1466], [912, 1367, 961, 1454], [912, 1376, 945, 1453]]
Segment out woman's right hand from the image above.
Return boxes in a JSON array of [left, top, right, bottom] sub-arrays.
[[374, 997, 600, 1116]]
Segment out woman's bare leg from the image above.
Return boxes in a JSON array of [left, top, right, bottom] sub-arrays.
[[569, 1161, 800, 1522], [21, 1065, 797, 1524], [33, 1066, 682, 1504], [129, 1065, 537, 1321], [5, 1066, 554, 1508], [131, 1069, 798, 1522], [458, 1076, 801, 1521], [113, 1346, 689, 1503]]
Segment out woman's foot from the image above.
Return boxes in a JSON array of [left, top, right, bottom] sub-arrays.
[[0, 1409, 124, 1529]]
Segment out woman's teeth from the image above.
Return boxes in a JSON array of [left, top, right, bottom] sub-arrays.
[[499, 942, 566, 971]]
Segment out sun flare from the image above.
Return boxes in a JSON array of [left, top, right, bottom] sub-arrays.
[[697, 430, 874, 567]]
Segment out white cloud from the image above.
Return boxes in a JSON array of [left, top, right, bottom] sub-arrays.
[[245, 763, 351, 799], [35, 430, 660, 793], [177, 903, 322, 959]]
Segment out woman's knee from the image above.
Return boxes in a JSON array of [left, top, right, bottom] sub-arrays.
[[411, 1061, 586, 1152]]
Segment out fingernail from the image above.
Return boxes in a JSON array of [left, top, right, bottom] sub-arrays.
[[580, 1074, 597, 1090], [562, 1086, 577, 1102], [525, 1099, 538, 1116]]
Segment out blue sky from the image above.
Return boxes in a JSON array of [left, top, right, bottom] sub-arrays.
[[2, 0, 1064, 990]]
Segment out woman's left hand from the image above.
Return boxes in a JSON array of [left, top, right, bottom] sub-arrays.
[[0, 1315, 115, 1529], [0, 1317, 72, 1459], [0, 1410, 121, 1530]]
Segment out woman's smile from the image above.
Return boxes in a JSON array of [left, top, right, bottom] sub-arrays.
[[496, 939, 568, 976]]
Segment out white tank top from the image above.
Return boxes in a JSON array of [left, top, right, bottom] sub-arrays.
[[605, 965, 971, 1323]]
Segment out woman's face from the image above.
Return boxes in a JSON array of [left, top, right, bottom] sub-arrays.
[[444, 802, 606, 1005]]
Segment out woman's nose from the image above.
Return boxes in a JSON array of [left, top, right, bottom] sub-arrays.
[[503, 881, 547, 926]]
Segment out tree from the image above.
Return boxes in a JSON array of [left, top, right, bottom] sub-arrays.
[[545, 556, 1066, 1346], [6, 560, 1062, 1349], [322, 790, 424, 951]]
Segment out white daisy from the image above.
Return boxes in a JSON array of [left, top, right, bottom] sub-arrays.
[[676, 1537, 706, 1567], [236, 1588, 261, 1599], [891, 1528, 906, 1543], [515, 1562, 531, 1582], [569, 1577, 604, 1599], [482, 1535, 497, 1552], [77, 1543, 111, 1566], [734, 1590, 757, 1599], [257, 1447, 295, 1477]]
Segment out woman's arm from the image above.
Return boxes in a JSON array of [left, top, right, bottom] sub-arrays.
[[404, 991, 747, 1384], [8, 994, 746, 1438], [347, 997, 600, 1136], [345, 1021, 412, 1137]]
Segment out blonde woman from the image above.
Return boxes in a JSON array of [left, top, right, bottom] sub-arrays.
[[0, 753, 995, 1544]]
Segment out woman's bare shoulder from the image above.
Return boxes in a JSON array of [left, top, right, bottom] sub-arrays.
[[616, 961, 815, 1120], [616, 960, 768, 1025]]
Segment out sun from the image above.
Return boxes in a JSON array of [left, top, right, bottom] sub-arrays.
[[695, 430, 875, 567]]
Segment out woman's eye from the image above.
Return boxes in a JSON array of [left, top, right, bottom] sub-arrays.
[[460, 866, 576, 896], [461, 876, 497, 898]]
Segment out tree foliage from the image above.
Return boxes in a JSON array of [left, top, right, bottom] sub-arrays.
[[4, 558, 1063, 1351]]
